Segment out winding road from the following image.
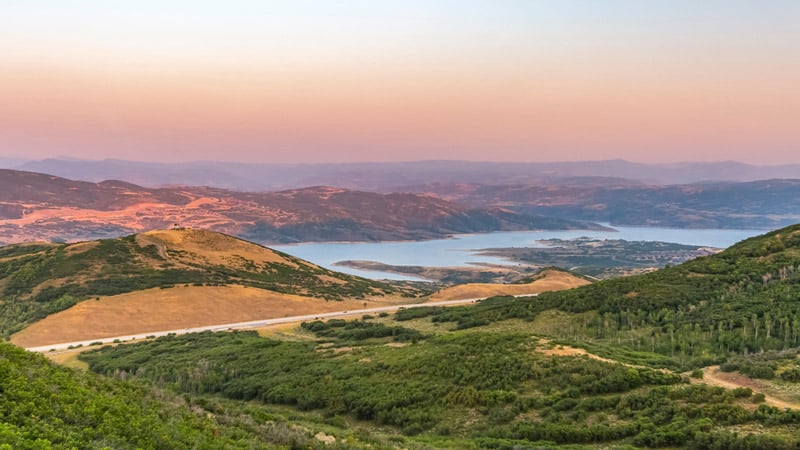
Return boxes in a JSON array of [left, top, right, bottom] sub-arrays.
[[26, 296, 540, 353]]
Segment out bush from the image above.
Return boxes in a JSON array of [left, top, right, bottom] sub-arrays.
[[780, 367, 800, 382]]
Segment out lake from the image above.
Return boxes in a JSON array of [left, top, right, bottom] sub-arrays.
[[270, 226, 769, 281]]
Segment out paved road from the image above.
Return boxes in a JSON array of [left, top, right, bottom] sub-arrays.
[[26, 294, 538, 353]]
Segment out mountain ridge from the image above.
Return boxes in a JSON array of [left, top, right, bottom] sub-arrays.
[[0, 168, 603, 245], [409, 179, 800, 229], [15, 158, 800, 190]]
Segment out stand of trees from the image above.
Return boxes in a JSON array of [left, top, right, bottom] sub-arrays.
[[0, 341, 347, 449], [81, 330, 800, 448]]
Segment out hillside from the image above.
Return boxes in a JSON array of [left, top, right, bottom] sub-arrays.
[[0, 228, 423, 339], [395, 224, 800, 369], [0, 339, 378, 449], [428, 269, 590, 301], [0, 169, 603, 245]]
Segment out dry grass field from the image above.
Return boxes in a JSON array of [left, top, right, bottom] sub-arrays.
[[10, 285, 409, 348], [429, 269, 589, 301], [136, 229, 296, 268]]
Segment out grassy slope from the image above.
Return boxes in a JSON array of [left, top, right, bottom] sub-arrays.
[[0, 228, 422, 338], [0, 340, 357, 449], [429, 269, 590, 301], [10, 285, 411, 348]]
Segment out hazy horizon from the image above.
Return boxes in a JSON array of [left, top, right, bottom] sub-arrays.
[[1, 1, 798, 165], [5, 156, 800, 168]]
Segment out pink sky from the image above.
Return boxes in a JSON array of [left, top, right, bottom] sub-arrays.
[[0, 1, 798, 164]]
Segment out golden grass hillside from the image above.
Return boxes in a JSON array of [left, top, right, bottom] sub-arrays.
[[11, 285, 414, 348], [429, 269, 590, 301], [136, 228, 296, 268], [0, 228, 426, 340]]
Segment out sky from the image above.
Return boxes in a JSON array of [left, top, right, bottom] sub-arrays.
[[0, 1, 798, 164]]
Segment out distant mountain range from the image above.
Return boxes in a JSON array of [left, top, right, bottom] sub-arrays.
[[405, 179, 800, 229], [0, 169, 601, 245], [13, 158, 800, 190]]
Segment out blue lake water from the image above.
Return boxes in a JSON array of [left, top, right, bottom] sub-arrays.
[[271, 226, 770, 281]]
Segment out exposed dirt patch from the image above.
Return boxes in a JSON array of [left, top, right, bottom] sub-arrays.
[[535, 339, 666, 373], [537, 340, 626, 367], [429, 269, 589, 301], [692, 366, 799, 410], [316, 274, 347, 285], [45, 349, 90, 370]]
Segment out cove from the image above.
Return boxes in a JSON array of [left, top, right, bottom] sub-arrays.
[[271, 226, 769, 281]]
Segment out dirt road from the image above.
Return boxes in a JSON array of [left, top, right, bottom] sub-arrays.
[[694, 365, 798, 410], [24, 296, 500, 352]]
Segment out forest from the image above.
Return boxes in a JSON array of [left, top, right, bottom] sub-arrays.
[[80, 326, 800, 448]]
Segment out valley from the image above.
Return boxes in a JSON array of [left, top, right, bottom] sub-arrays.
[[4, 223, 800, 448]]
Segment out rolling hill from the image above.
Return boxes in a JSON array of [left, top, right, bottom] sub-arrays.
[[0, 228, 425, 341], [427, 268, 591, 301], [0, 168, 603, 245]]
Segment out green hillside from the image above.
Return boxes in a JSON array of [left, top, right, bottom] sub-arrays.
[[0, 340, 360, 449], [0, 228, 424, 338], [390, 224, 800, 368], [81, 323, 800, 448]]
